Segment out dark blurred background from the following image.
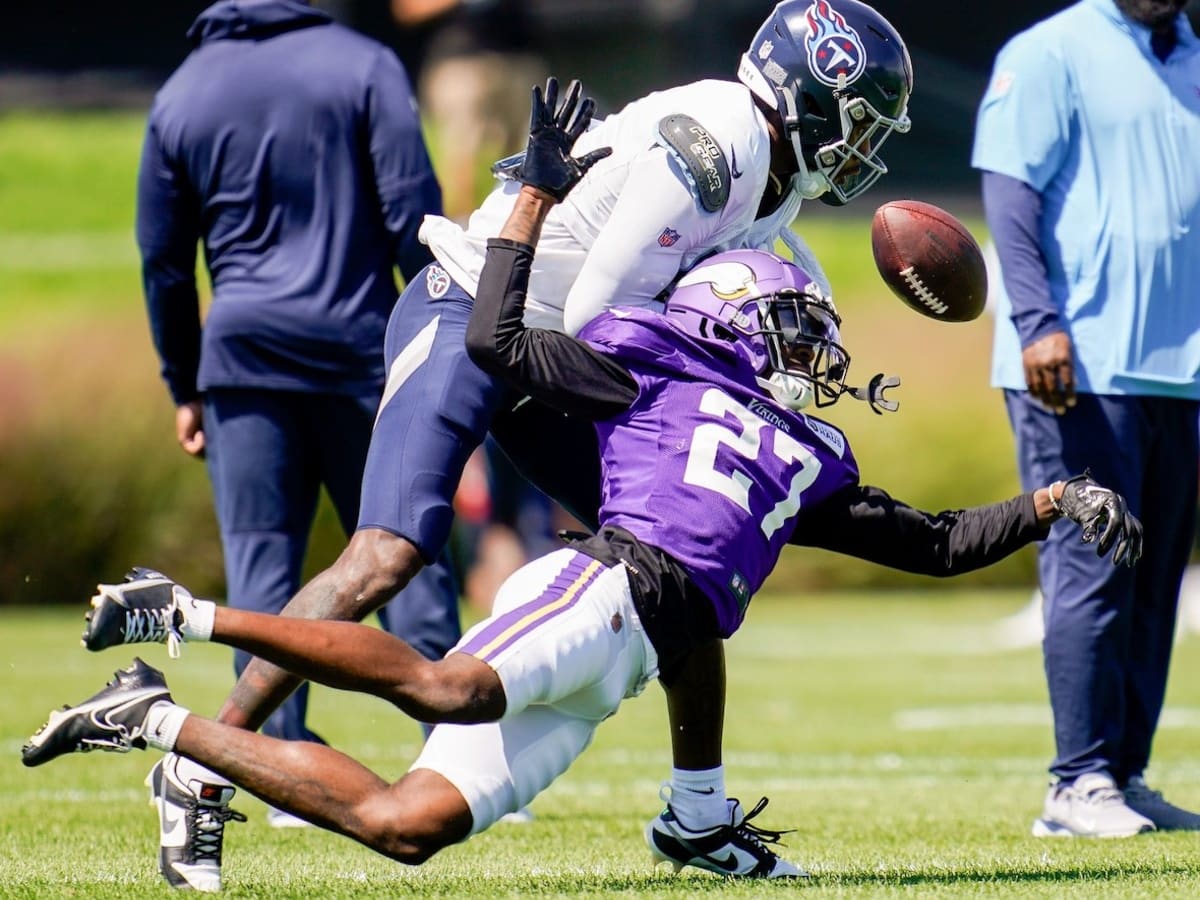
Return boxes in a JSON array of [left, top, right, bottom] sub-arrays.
[[4, 1, 1199, 197]]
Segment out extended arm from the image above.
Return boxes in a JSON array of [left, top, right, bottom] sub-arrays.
[[464, 78, 636, 419], [792, 475, 1141, 573]]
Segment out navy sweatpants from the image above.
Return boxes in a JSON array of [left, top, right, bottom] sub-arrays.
[[1005, 390, 1198, 783], [204, 387, 461, 743]]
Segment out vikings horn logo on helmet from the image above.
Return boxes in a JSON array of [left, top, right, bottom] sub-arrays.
[[675, 260, 758, 302]]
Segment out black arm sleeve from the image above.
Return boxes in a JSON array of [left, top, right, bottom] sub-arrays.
[[465, 238, 639, 420], [789, 484, 1049, 577]]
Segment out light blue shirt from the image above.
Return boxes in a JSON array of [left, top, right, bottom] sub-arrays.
[[972, 0, 1200, 398]]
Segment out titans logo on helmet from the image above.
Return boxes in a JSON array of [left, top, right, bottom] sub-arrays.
[[804, 0, 866, 88]]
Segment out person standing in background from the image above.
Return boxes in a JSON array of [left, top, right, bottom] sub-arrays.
[[972, 0, 1200, 837], [135, 0, 457, 880]]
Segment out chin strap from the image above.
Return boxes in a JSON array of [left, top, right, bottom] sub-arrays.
[[846, 373, 900, 414]]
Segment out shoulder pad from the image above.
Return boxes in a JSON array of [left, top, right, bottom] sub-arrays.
[[657, 114, 730, 213]]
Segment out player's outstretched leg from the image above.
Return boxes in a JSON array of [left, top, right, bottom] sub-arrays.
[[646, 792, 808, 879], [82, 568, 215, 658], [22, 658, 174, 766], [24, 658, 474, 888], [147, 754, 245, 892]]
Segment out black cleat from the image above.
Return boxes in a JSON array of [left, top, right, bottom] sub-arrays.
[[83, 568, 191, 657], [22, 658, 172, 767], [646, 795, 807, 878]]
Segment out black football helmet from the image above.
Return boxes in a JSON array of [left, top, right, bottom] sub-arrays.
[[737, 0, 913, 206]]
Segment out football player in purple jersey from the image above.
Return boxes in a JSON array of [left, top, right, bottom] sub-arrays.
[[55, 2, 917, 889], [26, 83, 1142, 881]]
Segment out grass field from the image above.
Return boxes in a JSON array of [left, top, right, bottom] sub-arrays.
[[5, 594, 1200, 898]]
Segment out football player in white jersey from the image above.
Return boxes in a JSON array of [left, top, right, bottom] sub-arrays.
[[80, 2, 915, 890]]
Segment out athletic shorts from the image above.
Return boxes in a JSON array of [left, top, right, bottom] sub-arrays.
[[357, 265, 507, 559], [409, 548, 659, 834]]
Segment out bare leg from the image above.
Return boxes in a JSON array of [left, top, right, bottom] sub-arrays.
[[175, 716, 470, 864], [663, 638, 726, 770], [216, 528, 424, 730], [210, 604, 505, 724]]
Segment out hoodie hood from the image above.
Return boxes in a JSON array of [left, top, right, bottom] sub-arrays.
[[187, 0, 331, 46]]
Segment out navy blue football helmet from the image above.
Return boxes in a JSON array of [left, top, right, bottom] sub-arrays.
[[737, 0, 913, 205]]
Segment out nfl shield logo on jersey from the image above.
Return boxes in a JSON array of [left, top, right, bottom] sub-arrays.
[[657, 227, 681, 248], [426, 265, 450, 298], [728, 570, 751, 612]]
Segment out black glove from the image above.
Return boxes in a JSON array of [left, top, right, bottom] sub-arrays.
[[516, 77, 612, 201], [1054, 472, 1143, 567]]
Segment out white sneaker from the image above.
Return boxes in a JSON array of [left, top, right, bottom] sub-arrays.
[[1123, 776, 1200, 831], [1032, 772, 1155, 838], [148, 753, 246, 891]]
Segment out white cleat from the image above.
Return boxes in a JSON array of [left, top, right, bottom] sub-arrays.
[[147, 753, 245, 891]]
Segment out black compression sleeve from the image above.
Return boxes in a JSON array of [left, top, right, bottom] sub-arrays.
[[465, 238, 639, 420], [790, 484, 1049, 576]]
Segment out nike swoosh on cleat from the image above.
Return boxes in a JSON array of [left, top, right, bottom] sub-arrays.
[[161, 806, 186, 846], [708, 852, 742, 872], [730, 147, 744, 179]]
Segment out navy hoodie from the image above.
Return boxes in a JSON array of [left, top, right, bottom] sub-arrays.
[[136, 0, 442, 403]]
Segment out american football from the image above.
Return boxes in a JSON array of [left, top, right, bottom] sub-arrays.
[[870, 200, 988, 323]]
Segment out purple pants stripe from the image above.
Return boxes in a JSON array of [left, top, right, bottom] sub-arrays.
[[459, 554, 605, 664]]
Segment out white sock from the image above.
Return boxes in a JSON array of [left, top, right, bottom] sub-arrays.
[[669, 765, 728, 830], [176, 590, 215, 641], [144, 702, 190, 752]]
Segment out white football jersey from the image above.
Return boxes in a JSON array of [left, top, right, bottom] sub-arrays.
[[420, 79, 811, 334]]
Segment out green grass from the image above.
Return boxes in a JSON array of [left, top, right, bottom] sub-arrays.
[[0, 111, 148, 332], [5, 594, 1200, 897]]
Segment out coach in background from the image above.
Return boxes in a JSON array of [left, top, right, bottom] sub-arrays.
[[135, 0, 456, 871], [972, 0, 1200, 837]]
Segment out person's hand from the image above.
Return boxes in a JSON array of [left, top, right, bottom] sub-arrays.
[[516, 77, 612, 202], [1052, 472, 1142, 567], [175, 400, 205, 458], [1022, 331, 1075, 414]]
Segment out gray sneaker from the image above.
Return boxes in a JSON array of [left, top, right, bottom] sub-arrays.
[[148, 753, 246, 892], [1123, 776, 1200, 831], [1032, 772, 1155, 838]]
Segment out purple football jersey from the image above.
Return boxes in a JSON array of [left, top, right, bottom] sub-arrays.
[[578, 308, 860, 636]]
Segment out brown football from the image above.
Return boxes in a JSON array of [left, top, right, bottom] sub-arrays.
[[870, 200, 988, 323]]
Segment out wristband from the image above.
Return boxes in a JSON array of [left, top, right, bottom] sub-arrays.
[[1048, 481, 1065, 515]]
